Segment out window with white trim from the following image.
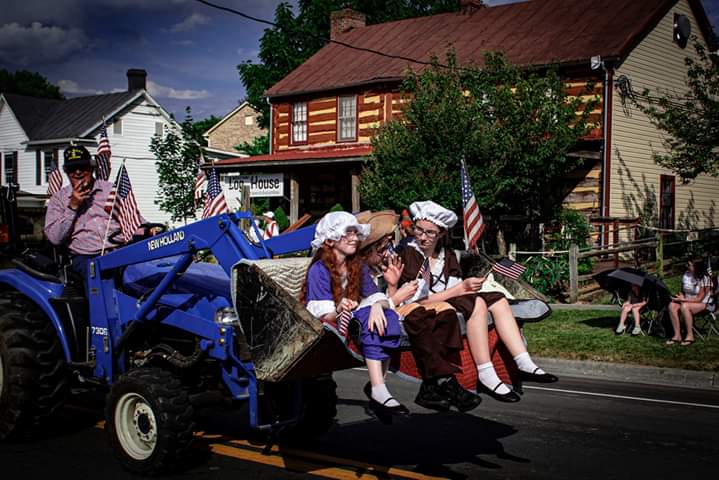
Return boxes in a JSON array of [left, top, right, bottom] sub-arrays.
[[338, 95, 357, 141], [113, 118, 123, 135], [291, 102, 307, 143], [155, 122, 164, 137], [244, 115, 254, 126], [43, 151, 55, 184], [2, 152, 17, 185]]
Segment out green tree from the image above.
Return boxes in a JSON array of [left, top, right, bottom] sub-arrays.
[[238, 1, 461, 128], [0, 69, 64, 99], [636, 37, 719, 181], [235, 134, 269, 155], [192, 115, 221, 146], [151, 107, 201, 223], [360, 52, 596, 245]]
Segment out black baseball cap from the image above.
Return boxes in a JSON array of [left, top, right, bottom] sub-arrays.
[[63, 146, 93, 171]]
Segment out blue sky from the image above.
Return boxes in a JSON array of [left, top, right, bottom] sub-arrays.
[[1, 0, 717, 122]]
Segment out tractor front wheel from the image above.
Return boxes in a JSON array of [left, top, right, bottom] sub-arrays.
[[0, 291, 68, 440], [105, 367, 195, 475]]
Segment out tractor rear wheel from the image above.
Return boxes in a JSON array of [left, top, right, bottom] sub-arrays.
[[105, 367, 195, 475], [0, 291, 68, 440]]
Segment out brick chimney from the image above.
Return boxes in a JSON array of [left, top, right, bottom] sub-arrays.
[[127, 69, 147, 91], [459, 0, 483, 14], [330, 8, 366, 40]]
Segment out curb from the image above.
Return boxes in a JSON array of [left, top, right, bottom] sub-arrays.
[[535, 356, 719, 391], [548, 303, 620, 311]]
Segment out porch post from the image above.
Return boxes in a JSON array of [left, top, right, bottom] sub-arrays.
[[290, 173, 299, 224], [351, 170, 360, 213]]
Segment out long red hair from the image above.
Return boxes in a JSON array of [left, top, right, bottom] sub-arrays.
[[300, 244, 362, 304]]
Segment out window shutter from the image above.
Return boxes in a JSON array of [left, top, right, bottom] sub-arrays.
[[36, 150, 42, 185]]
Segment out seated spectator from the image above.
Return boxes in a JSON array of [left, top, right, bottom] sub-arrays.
[[615, 284, 647, 336], [667, 259, 712, 346]]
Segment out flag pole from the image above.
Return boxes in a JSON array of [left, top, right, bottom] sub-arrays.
[[101, 159, 124, 256]]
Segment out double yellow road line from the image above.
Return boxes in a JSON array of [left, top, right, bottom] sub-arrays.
[[202, 434, 446, 480]]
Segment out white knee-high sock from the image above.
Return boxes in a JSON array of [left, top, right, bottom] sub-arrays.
[[513, 352, 545, 375], [477, 362, 511, 394], [371, 383, 399, 407]]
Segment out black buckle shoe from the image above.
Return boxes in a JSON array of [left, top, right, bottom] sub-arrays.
[[519, 368, 558, 383], [439, 377, 482, 412], [414, 382, 451, 412], [364, 382, 410, 424], [477, 381, 521, 403]]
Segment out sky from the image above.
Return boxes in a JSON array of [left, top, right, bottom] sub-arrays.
[[1, 0, 718, 122]]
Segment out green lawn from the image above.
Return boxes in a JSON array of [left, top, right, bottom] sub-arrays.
[[524, 309, 719, 371]]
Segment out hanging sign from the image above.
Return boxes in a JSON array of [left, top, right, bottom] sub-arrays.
[[221, 173, 283, 200]]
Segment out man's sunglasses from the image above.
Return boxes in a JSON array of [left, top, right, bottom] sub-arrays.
[[64, 164, 93, 173]]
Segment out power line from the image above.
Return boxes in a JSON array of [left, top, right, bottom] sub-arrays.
[[193, 0, 444, 68]]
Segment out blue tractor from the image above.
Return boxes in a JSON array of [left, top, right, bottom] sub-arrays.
[[0, 205, 342, 474]]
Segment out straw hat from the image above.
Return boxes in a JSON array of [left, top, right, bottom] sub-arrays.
[[356, 210, 399, 250]]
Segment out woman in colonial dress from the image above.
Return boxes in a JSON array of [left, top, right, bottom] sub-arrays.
[[356, 209, 482, 412], [396, 201, 558, 403], [301, 211, 408, 422]]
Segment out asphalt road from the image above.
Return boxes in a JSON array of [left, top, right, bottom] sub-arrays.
[[1, 370, 718, 479]]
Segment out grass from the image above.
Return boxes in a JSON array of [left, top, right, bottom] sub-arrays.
[[524, 309, 719, 371]]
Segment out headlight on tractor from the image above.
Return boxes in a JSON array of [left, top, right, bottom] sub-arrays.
[[214, 307, 240, 327]]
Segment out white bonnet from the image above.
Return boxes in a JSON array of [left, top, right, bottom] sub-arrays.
[[311, 211, 371, 249], [409, 200, 458, 229]]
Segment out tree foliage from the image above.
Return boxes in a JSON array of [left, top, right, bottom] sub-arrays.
[[235, 134, 270, 155], [360, 52, 597, 229], [0, 69, 64, 99], [636, 37, 719, 181], [238, 0, 460, 128], [151, 107, 201, 223]]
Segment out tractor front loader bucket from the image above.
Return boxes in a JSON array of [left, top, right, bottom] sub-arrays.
[[232, 258, 362, 382]]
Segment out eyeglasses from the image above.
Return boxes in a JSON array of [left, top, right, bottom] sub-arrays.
[[414, 225, 440, 239], [64, 165, 92, 174], [340, 231, 360, 241]]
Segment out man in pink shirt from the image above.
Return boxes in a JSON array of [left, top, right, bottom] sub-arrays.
[[44, 146, 147, 282]]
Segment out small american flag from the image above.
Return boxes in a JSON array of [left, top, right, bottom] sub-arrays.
[[461, 158, 484, 249], [337, 309, 352, 338], [194, 152, 207, 208], [202, 168, 229, 219], [417, 256, 431, 284], [95, 123, 111, 181], [491, 257, 527, 281], [46, 160, 63, 197], [105, 164, 142, 242]]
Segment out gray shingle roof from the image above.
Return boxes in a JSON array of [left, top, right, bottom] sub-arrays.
[[3, 91, 140, 140]]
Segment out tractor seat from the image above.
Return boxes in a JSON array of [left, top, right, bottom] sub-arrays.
[[123, 257, 231, 300]]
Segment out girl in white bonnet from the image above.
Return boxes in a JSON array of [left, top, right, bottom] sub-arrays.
[[396, 201, 558, 403], [301, 211, 408, 423]]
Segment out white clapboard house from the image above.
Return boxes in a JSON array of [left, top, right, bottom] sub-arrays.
[[0, 69, 178, 239]]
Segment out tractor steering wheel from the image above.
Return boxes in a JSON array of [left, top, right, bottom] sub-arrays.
[[108, 222, 168, 246]]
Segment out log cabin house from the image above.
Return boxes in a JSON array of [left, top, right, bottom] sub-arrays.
[[215, 0, 718, 240]]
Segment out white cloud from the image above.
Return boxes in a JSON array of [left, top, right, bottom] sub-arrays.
[[58, 79, 104, 95], [170, 13, 210, 33], [0, 22, 87, 66], [173, 39, 195, 46], [147, 80, 209, 100]]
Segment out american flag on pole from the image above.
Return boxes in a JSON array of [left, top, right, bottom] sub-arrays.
[[95, 123, 111, 181], [491, 257, 527, 281], [46, 160, 63, 197], [202, 168, 229, 219], [194, 166, 206, 209], [461, 158, 484, 250], [417, 256, 431, 284], [105, 163, 142, 242]]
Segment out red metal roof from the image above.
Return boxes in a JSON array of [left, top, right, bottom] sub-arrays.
[[266, 0, 713, 98], [214, 145, 372, 167]]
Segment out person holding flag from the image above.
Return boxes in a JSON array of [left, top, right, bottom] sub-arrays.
[[44, 145, 153, 285], [395, 200, 557, 404]]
